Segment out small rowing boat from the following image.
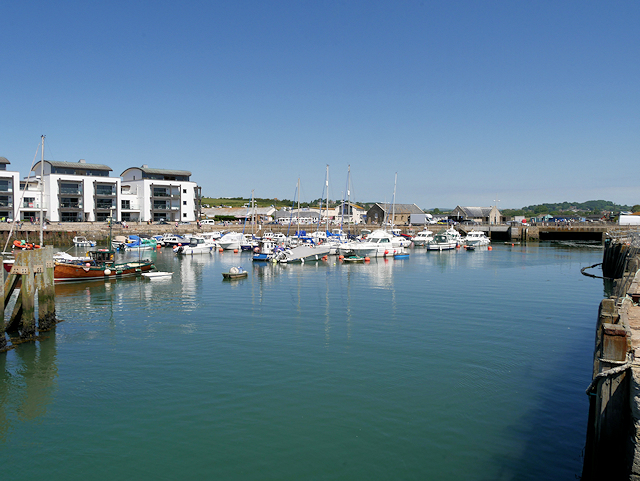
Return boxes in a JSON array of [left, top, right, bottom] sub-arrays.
[[222, 266, 248, 280]]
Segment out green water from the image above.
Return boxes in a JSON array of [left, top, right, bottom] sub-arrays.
[[0, 243, 603, 480]]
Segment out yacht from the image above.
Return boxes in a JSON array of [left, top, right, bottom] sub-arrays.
[[412, 229, 434, 246], [337, 229, 406, 258], [218, 231, 243, 250], [426, 228, 462, 251], [173, 235, 216, 255], [464, 230, 491, 246]]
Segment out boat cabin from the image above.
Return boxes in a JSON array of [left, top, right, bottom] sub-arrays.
[[89, 249, 115, 265]]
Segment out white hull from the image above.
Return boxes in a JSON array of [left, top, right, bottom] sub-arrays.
[[277, 245, 331, 263], [426, 242, 457, 251]]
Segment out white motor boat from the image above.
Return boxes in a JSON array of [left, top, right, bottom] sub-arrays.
[[464, 230, 491, 246], [426, 228, 462, 251], [412, 229, 434, 246], [173, 235, 216, 255], [337, 229, 406, 258], [218, 232, 243, 250], [73, 236, 96, 247], [275, 244, 331, 263]]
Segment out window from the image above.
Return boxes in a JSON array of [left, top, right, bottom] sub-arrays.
[[96, 184, 114, 196], [183, 189, 186, 194], [24, 197, 35, 208], [183, 201, 187, 205], [183, 213, 187, 218], [122, 200, 130, 210], [96, 199, 114, 209]]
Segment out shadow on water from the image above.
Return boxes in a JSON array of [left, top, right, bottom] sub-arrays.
[[476, 279, 605, 480], [0, 333, 58, 442]]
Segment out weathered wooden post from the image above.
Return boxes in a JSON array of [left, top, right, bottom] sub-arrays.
[[0, 254, 5, 351], [17, 250, 36, 339], [35, 246, 55, 331]]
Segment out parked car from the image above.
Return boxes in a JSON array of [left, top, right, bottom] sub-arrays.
[[200, 219, 216, 225]]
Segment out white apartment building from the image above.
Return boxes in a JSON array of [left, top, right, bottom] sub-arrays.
[[120, 165, 199, 223], [0, 157, 22, 221], [15, 160, 199, 223], [27, 159, 119, 222]]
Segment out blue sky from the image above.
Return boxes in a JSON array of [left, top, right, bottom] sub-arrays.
[[2, 1, 638, 209]]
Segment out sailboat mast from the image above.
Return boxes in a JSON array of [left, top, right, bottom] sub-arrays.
[[325, 164, 329, 232], [40, 135, 45, 246], [297, 178, 301, 236], [251, 189, 255, 237], [391, 172, 397, 231]]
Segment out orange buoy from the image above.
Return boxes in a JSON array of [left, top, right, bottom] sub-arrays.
[[339, 255, 344, 260], [156, 244, 161, 249], [488, 246, 492, 250], [234, 249, 238, 253], [218, 248, 224, 253], [364, 257, 370, 262], [511, 243, 514, 247], [322, 255, 328, 261], [384, 250, 389, 255]]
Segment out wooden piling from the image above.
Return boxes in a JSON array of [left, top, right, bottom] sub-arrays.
[[0, 255, 4, 351], [35, 246, 56, 331], [17, 250, 35, 339]]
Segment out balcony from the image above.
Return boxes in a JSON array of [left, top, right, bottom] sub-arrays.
[[60, 189, 82, 195], [60, 203, 83, 209]]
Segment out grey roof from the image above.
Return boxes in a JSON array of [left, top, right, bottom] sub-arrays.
[[0, 157, 9, 164], [373, 203, 424, 215], [33, 160, 112, 171], [456, 206, 494, 218], [121, 166, 191, 177]]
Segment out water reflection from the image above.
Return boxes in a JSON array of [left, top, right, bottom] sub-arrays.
[[0, 334, 58, 442]]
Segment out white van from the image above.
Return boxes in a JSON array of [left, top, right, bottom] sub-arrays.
[[200, 219, 216, 225]]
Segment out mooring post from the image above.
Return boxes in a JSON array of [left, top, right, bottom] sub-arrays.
[[0, 254, 5, 351], [35, 246, 56, 330], [17, 250, 35, 339]]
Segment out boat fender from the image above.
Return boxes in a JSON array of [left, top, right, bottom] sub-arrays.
[[104, 268, 112, 276], [83, 262, 91, 272]]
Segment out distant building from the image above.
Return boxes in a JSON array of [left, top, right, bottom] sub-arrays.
[[329, 202, 367, 224], [450, 206, 504, 225], [366, 203, 424, 225], [202, 206, 276, 224], [274, 208, 320, 225]]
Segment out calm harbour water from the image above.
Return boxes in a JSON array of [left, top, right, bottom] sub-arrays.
[[0, 242, 604, 480]]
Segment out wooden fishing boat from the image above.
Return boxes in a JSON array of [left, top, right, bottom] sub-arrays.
[[54, 249, 154, 282]]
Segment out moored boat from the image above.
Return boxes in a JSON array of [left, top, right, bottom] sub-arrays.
[[464, 230, 491, 246], [173, 235, 215, 255], [54, 249, 154, 282], [426, 228, 462, 251], [73, 236, 96, 247], [222, 266, 248, 279]]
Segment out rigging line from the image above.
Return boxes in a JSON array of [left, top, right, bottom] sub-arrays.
[[3, 143, 41, 253]]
